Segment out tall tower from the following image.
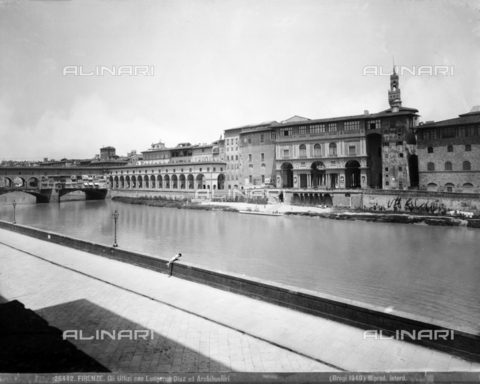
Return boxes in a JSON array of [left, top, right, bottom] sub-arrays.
[[388, 66, 402, 110]]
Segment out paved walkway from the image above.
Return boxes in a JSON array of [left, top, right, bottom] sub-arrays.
[[0, 228, 478, 373]]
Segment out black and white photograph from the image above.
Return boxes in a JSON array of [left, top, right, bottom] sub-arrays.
[[0, 0, 479, 381]]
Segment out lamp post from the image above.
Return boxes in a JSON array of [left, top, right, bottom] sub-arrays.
[[112, 210, 119, 247], [12, 200, 17, 224]]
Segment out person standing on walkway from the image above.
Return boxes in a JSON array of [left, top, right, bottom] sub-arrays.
[[167, 253, 182, 277]]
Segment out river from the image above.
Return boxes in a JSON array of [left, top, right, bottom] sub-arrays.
[[1, 192, 479, 334]]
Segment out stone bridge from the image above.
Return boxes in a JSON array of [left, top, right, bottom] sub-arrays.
[[0, 166, 108, 203]]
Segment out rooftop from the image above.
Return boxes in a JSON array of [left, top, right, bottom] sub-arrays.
[[417, 106, 480, 129]]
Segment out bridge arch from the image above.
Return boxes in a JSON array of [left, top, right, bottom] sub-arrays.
[[27, 177, 40, 188], [0, 176, 14, 187]]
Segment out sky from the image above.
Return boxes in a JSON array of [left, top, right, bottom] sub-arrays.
[[1, 0, 479, 161]]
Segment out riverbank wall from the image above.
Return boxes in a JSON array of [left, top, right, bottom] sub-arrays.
[[363, 189, 480, 214], [1, 220, 477, 361]]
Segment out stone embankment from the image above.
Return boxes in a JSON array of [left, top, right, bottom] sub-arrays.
[[111, 196, 239, 212], [112, 196, 480, 228], [284, 211, 480, 228]]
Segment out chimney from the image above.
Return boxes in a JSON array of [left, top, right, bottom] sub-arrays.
[[364, 110, 369, 115]]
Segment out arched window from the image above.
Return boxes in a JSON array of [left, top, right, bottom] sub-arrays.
[[427, 183, 438, 191], [428, 147, 433, 153], [445, 183, 454, 192], [447, 145, 453, 152], [427, 162, 435, 171], [463, 161, 471, 171], [329, 143, 337, 156], [299, 144, 306, 157], [445, 162, 452, 171], [463, 183, 473, 188], [314, 144, 321, 157], [465, 144, 471, 152]]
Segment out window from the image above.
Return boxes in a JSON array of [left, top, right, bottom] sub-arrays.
[[329, 143, 337, 156], [385, 167, 389, 172], [261, 163, 266, 168], [427, 162, 435, 171], [399, 167, 403, 171], [249, 175, 252, 183], [299, 126, 307, 136], [445, 183, 454, 192], [261, 153, 265, 161], [399, 153, 404, 158], [445, 162, 452, 171], [310, 124, 325, 134], [423, 129, 438, 140], [447, 145, 453, 152], [248, 136, 251, 144], [442, 128, 456, 139], [344, 121, 360, 131], [227, 156, 229, 161], [348, 146, 356, 156], [368, 120, 381, 130], [314, 144, 321, 157], [281, 128, 292, 136], [235, 155, 238, 160], [463, 161, 471, 171], [466, 144, 472, 151], [283, 149, 290, 158], [260, 134, 264, 143], [328, 123, 337, 132], [248, 154, 252, 162], [466, 126, 476, 137], [386, 181, 389, 186], [299, 144, 307, 157], [261, 175, 265, 183], [428, 147, 434, 153], [271, 132, 276, 140]]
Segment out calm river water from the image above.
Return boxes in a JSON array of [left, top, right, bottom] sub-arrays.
[[1, 193, 479, 333]]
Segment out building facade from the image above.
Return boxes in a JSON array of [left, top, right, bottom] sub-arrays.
[[238, 122, 276, 188], [273, 69, 419, 191], [415, 106, 480, 193]]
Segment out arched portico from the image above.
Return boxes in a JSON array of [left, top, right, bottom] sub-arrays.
[[281, 163, 293, 188], [179, 174, 186, 189], [345, 160, 361, 189], [196, 174, 205, 189], [217, 174, 225, 190], [311, 161, 326, 187], [187, 174, 194, 189]]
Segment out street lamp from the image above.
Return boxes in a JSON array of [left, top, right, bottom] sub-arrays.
[[112, 210, 119, 247], [12, 200, 17, 224]]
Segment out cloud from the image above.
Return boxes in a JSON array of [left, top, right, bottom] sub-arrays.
[[0, 94, 160, 161]]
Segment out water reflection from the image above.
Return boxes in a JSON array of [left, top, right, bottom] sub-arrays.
[[1, 192, 479, 333]]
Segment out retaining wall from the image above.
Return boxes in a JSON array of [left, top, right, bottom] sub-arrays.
[[0, 220, 478, 361], [363, 189, 480, 214]]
